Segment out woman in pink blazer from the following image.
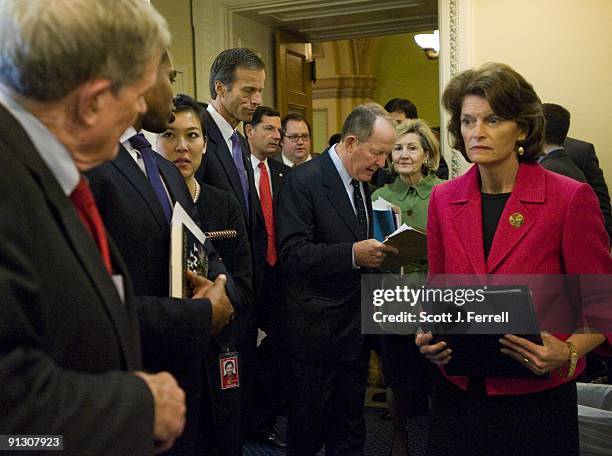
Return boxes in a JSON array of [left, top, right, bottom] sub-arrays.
[[416, 62, 612, 455]]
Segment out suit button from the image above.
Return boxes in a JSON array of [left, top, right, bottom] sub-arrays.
[[407, 209, 413, 216]]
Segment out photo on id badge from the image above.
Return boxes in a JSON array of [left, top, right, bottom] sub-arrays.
[[220, 353, 239, 390]]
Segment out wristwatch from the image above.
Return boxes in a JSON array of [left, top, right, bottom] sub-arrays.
[[562, 340, 579, 378]]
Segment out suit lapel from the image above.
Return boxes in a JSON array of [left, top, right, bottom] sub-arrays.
[[157, 155, 189, 210], [106, 237, 140, 369], [364, 183, 374, 238], [241, 136, 262, 229], [204, 111, 248, 213], [450, 166, 487, 274], [268, 160, 286, 206], [112, 146, 168, 230], [0, 105, 135, 366], [321, 152, 362, 240]]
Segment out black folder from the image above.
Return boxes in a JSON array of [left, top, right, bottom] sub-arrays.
[[427, 286, 547, 379]]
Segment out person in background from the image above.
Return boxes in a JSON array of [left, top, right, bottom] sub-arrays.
[[0, 0, 186, 453], [328, 132, 342, 147], [384, 98, 418, 123], [277, 103, 398, 456], [383, 98, 449, 180], [194, 48, 267, 447], [540, 103, 586, 182], [87, 60, 235, 454], [417, 62, 612, 455], [158, 93, 252, 452], [278, 113, 312, 167], [156, 93, 251, 456], [243, 105, 291, 448], [371, 118, 444, 456], [563, 133, 612, 240]]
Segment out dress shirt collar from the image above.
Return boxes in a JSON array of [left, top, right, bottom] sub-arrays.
[[119, 126, 146, 171], [0, 88, 79, 196], [207, 103, 235, 143], [281, 152, 312, 167], [281, 153, 294, 167], [250, 154, 267, 171], [328, 143, 354, 190], [120, 126, 138, 146], [388, 172, 439, 200]]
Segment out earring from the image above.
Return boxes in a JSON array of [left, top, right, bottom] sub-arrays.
[[517, 146, 525, 156]]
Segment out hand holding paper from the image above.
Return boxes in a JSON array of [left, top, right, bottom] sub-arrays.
[[353, 239, 399, 268]]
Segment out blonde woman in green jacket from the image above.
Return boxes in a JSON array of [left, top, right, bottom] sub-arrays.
[[371, 118, 444, 456]]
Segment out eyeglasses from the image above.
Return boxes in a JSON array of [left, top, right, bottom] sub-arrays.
[[284, 133, 310, 142]]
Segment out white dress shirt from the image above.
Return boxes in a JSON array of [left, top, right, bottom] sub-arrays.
[[250, 154, 273, 198]]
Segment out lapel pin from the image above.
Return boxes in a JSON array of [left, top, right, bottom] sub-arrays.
[[509, 212, 524, 228], [279, 173, 283, 177]]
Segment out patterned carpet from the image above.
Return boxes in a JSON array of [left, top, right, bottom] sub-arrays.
[[243, 408, 430, 456]]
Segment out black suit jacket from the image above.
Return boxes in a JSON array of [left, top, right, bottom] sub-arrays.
[[267, 157, 291, 204], [86, 145, 235, 454], [540, 147, 587, 183], [276, 151, 373, 363], [0, 104, 153, 454], [255, 158, 291, 330], [196, 109, 268, 304], [565, 137, 612, 238], [194, 181, 254, 344]]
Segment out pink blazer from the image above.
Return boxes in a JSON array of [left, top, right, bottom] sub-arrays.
[[427, 163, 612, 395]]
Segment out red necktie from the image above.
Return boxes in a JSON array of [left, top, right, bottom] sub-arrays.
[[258, 161, 277, 266], [70, 177, 112, 273]]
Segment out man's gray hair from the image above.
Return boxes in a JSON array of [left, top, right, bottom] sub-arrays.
[[341, 103, 394, 142], [0, 0, 171, 102], [209, 48, 265, 100]]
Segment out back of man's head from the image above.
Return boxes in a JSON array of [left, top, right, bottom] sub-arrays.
[[384, 98, 418, 119], [542, 103, 571, 146], [341, 103, 394, 142], [0, 0, 170, 102], [208, 48, 265, 100]]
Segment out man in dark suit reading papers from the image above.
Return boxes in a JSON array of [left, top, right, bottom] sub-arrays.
[[277, 103, 398, 455]]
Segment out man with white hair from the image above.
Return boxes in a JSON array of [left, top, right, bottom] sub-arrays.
[[0, 1, 185, 453]]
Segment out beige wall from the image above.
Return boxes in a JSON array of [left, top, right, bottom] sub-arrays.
[[371, 32, 440, 127], [152, 0, 196, 97], [470, 0, 612, 181], [231, 14, 275, 108]]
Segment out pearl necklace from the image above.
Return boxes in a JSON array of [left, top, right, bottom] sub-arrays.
[[193, 180, 201, 203]]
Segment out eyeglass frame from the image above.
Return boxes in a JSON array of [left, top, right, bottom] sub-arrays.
[[282, 132, 311, 143]]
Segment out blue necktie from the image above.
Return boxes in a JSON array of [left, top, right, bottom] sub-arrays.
[[230, 131, 250, 215], [129, 133, 173, 222]]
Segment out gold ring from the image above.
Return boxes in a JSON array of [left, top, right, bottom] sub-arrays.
[[523, 357, 529, 364]]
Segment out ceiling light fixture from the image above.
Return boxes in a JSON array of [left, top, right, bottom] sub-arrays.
[[414, 30, 439, 59]]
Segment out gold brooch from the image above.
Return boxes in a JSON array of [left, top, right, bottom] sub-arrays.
[[509, 212, 524, 228]]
